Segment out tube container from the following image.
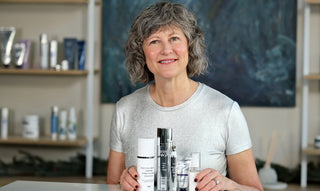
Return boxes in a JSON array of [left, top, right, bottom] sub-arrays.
[[67, 107, 77, 140], [77, 40, 85, 70], [138, 138, 155, 191], [63, 38, 77, 70], [50, 40, 58, 70], [13, 42, 26, 68], [176, 160, 190, 191], [51, 106, 58, 140], [19, 40, 31, 69], [59, 109, 67, 140], [0, 27, 16, 67], [189, 152, 201, 191], [157, 128, 173, 191], [1, 107, 8, 139], [40, 33, 48, 69]]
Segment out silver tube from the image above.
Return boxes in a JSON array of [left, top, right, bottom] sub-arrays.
[[13, 42, 26, 68], [0, 27, 16, 67]]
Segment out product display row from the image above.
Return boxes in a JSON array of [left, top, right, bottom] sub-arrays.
[[0, 27, 85, 71], [0, 106, 77, 141]]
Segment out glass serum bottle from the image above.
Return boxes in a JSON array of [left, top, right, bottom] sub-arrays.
[[137, 138, 155, 191], [189, 152, 201, 191]]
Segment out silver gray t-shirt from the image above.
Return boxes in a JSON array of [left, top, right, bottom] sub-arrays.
[[109, 82, 252, 176]]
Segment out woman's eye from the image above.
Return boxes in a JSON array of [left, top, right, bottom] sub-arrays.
[[171, 37, 179, 41], [150, 40, 158, 45]]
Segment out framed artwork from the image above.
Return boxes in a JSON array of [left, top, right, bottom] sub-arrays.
[[101, 0, 297, 106]]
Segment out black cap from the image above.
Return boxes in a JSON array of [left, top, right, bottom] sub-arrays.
[[157, 128, 172, 143]]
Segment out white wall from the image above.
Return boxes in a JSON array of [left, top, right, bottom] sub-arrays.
[[98, 0, 320, 169]]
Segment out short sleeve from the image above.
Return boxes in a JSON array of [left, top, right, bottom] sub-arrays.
[[226, 102, 252, 155], [109, 103, 123, 152]]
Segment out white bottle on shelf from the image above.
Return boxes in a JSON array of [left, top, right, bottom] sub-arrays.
[[1, 107, 9, 139], [59, 109, 67, 140], [68, 107, 77, 140]]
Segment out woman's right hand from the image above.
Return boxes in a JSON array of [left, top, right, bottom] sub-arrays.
[[120, 166, 140, 191]]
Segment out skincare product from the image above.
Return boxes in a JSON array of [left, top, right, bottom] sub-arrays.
[[13, 42, 26, 68], [171, 145, 177, 191], [40, 33, 49, 69], [189, 152, 201, 191], [1, 107, 9, 139], [22, 115, 39, 139], [0, 27, 16, 67], [19, 40, 31, 69], [61, 60, 69, 71], [176, 160, 190, 191], [67, 107, 77, 140], [59, 109, 67, 140], [63, 38, 77, 70], [77, 40, 85, 70], [157, 128, 173, 191], [51, 106, 58, 140], [50, 40, 58, 70], [137, 138, 155, 191]]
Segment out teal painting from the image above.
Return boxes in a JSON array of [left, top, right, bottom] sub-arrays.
[[101, 0, 296, 106]]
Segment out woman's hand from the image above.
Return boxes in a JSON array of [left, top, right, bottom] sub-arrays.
[[194, 168, 237, 191], [120, 166, 140, 191]]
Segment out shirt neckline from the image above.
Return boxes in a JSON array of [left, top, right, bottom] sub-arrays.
[[146, 82, 204, 111]]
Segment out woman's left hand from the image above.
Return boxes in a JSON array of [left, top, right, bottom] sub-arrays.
[[194, 168, 234, 191]]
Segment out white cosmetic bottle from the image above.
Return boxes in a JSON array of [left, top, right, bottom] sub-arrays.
[[59, 109, 67, 140], [40, 33, 48, 69], [67, 107, 77, 140], [50, 40, 58, 69], [1, 107, 8, 139], [189, 152, 201, 191], [137, 138, 155, 191]]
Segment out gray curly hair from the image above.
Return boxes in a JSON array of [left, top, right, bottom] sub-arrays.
[[125, 1, 208, 84]]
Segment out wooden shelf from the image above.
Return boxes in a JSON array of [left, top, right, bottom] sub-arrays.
[[306, 0, 320, 4], [303, 145, 320, 155], [0, 69, 99, 76], [304, 74, 320, 80], [0, 135, 97, 147], [0, 0, 100, 4]]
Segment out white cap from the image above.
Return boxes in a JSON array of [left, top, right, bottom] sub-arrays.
[[68, 107, 76, 122], [40, 33, 48, 43], [1, 107, 8, 118], [191, 152, 201, 168], [137, 138, 154, 157]]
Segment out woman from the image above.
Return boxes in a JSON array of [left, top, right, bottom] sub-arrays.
[[107, 2, 263, 191]]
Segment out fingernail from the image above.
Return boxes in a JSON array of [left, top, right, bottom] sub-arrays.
[[194, 178, 198, 182], [195, 187, 199, 191]]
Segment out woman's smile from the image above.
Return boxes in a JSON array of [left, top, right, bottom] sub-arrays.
[[158, 59, 177, 65]]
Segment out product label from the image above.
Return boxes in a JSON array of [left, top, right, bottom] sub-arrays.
[[137, 158, 154, 191], [158, 146, 170, 191]]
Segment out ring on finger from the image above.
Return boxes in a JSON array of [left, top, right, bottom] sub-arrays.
[[214, 179, 220, 185]]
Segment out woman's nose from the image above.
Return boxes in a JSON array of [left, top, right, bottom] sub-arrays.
[[161, 42, 173, 55]]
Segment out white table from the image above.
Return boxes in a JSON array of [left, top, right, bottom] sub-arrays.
[[0, 181, 121, 191]]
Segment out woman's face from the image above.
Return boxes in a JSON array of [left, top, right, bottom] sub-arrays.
[[143, 25, 189, 82]]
